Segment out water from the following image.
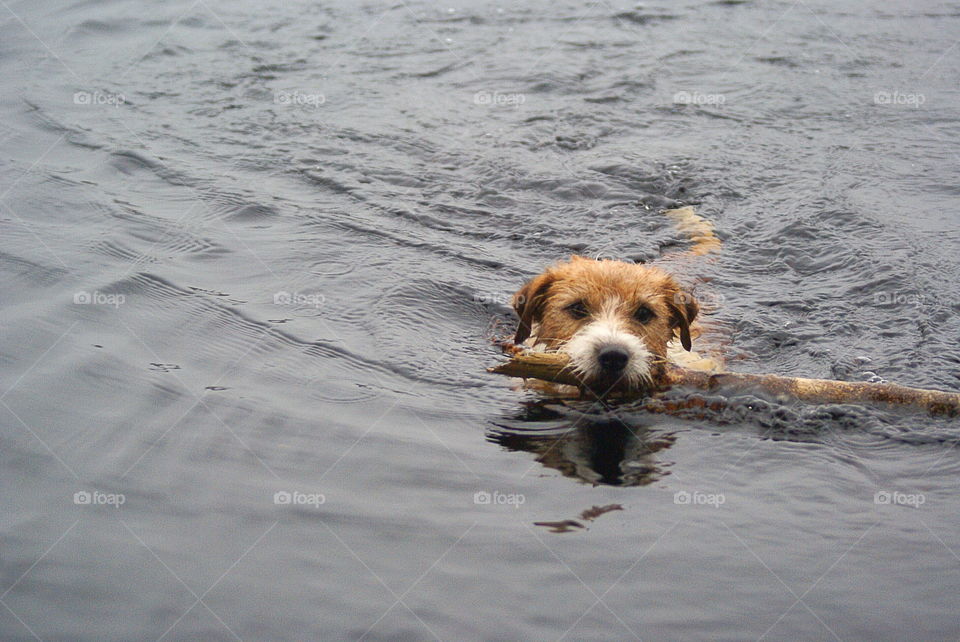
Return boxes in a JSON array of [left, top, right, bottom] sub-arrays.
[[1, 0, 959, 639]]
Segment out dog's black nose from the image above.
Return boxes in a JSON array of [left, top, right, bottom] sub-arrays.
[[597, 345, 629, 372]]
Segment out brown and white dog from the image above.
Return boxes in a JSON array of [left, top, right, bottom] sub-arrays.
[[511, 255, 703, 396]]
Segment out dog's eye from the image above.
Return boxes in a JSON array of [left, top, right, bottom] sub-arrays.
[[565, 301, 590, 319], [633, 305, 655, 324]]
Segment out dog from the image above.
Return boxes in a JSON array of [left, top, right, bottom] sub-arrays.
[[511, 255, 704, 396]]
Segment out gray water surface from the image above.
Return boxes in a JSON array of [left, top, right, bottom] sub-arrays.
[[2, 0, 960, 639]]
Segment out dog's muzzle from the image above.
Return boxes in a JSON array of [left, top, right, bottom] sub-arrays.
[[563, 320, 654, 390]]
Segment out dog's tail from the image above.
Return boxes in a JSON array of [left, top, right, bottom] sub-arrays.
[[662, 206, 721, 257], [658, 205, 726, 370]]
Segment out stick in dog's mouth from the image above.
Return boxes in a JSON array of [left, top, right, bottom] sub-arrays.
[[489, 349, 960, 417]]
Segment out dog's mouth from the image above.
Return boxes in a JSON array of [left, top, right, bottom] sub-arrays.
[[560, 323, 662, 394], [561, 348, 666, 395], [575, 361, 665, 395]]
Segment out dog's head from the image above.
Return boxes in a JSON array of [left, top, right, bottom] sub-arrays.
[[512, 256, 698, 392]]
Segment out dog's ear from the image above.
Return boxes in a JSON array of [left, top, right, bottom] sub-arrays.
[[512, 273, 555, 344], [667, 290, 699, 351]]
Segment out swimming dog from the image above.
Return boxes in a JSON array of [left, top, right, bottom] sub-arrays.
[[511, 256, 702, 396]]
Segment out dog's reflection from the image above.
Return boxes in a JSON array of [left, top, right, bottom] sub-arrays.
[[488, 401, 676, 486]]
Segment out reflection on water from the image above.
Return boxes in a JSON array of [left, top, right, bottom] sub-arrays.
[[489, 400, 677, 486]]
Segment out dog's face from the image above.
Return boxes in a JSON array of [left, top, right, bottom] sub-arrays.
[[512, 256, 698, 392]]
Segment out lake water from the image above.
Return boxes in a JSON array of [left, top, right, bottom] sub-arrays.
[[1, 0, 959, 639]]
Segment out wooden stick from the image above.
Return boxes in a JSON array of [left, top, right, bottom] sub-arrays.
[[490, 350, 585, 387], [489, 350, 960, 417]]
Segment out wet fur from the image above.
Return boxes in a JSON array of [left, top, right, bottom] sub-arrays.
[[512, 256, 699, 394]]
